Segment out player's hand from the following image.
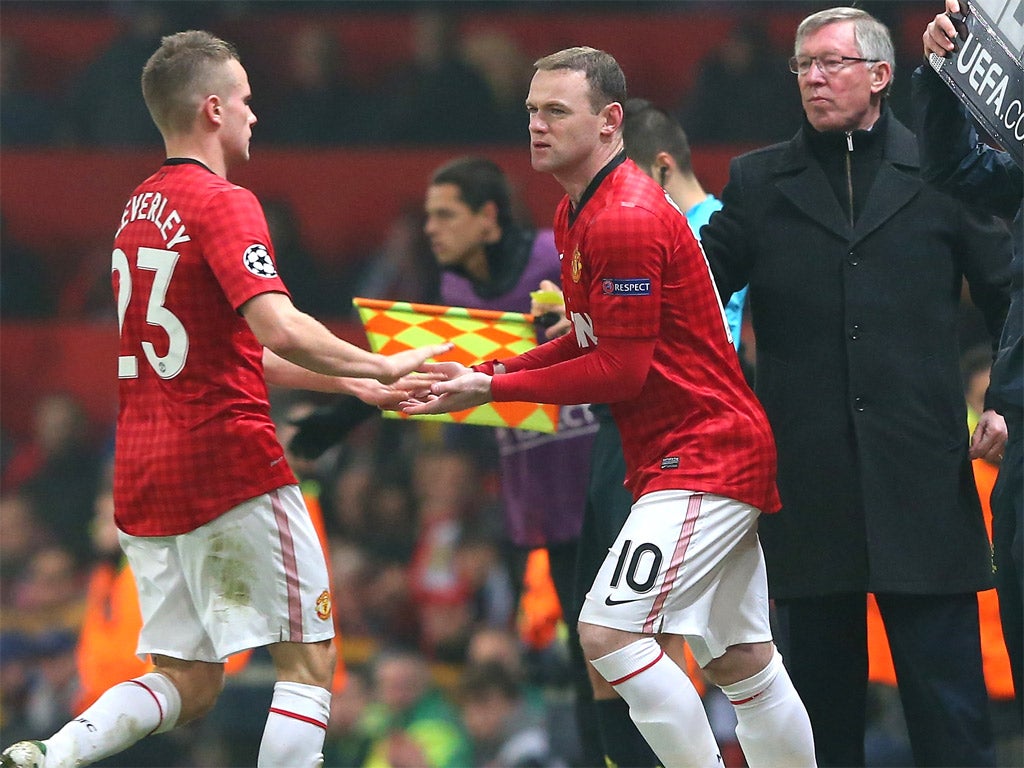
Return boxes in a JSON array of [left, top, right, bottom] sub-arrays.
[[378, 342, 454, 384], [345, 375, 438, 409], [970, 408, 1007, 463], [401, 371, 493, 415], [531, 279, 571, 340], [924, 0, 962, 58]]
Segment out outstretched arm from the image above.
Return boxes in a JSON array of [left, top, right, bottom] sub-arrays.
[[244, 292, 451, 386], [402, 335, 655, 415]]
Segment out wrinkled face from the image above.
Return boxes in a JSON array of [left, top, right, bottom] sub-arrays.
[[796, 21, 887, 133], [526, 68, 607, 175], [423, 183, 492, 267], [218, 58, 257, 166]]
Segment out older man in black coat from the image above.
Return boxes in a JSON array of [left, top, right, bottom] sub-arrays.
[[701, 7, 1012, 767]]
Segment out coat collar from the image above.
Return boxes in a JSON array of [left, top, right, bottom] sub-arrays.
[[773, 106, 921, 245]]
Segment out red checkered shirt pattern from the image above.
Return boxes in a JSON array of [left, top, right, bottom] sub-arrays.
[[112, 161, 297, 536], [501, 160, 780, 513]]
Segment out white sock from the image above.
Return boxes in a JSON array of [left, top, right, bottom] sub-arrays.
[[43, 672, 181, 768], [257, 681, 331, 768], [590, 637, 722, 768], [720, 649, 817, 768]]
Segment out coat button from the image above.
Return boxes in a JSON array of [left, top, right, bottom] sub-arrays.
[[854, 396, 865, 411], [847, 252, 859, 266], [849, 324, 860, 340]]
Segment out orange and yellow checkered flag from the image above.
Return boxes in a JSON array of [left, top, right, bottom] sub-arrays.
[[353, 297, 559, 433]]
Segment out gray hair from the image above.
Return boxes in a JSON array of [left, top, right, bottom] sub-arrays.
[[795, 7, 895, 94]]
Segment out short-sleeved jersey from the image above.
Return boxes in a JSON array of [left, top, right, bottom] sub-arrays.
[[556, 158, 780, 513], [111, 160, 297, 536]]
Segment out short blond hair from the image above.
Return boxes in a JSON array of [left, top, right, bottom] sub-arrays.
[[141, 30, 239, 135]]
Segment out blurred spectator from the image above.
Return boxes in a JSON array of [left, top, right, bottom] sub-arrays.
[[323, 665, 375, 768], [408, 448, 490, 661], [263, 198, 338, 316], [677, 20, 801, 145], [69, 462, 195, 767], [63, 4, 167, 146], [461, 29, 532, 143], [54, 239, 118, 321], [6, 545, 84, 637], [20, 631, 79, 743], [258, 25, 372, 145], [0, 36, 55, 146], [0, 494, 46, 607], [345, 205, 441, 312], [0, 633, 34, 740], [0, 214, 57, 319], [453, 530, 517, 631], [456, 660, 567, 768], [0, 545, 84, 743], [371, 7, 500, 144], [1, 392, 102, 564], [361, 646, 472, 768]]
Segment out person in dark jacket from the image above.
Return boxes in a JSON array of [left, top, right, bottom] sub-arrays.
[[916, 0, 1024, 716], [700, 7, 1013, 767]]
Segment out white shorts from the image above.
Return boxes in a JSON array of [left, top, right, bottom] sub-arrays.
[[579, 489, 771, 667], [120, 485, 335, 663]]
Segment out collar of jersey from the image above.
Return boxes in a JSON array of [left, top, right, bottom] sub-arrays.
[[568, 151, 627, 227]]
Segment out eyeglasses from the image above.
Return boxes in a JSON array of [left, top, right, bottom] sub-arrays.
[[788, 55, 880, 76]]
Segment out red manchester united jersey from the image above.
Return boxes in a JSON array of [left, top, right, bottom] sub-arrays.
[[527, 158, 779, 512], [111, 160, 297, 536]]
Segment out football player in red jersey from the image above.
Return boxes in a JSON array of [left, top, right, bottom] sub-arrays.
[[1, 30, 450, 768], [403, 47, 815, 767]]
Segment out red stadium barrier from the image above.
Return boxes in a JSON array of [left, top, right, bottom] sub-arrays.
[[0, 146, 739, 261]]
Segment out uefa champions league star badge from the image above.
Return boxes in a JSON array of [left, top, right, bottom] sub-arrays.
[[243, 243, 278, 278]]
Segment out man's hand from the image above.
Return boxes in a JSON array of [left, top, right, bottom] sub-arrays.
[[531, 279, 571, 340], [401, 371, 494, 415], [378, 342, 454, 384], [345, 375, 438, 410], [924, 0, 962, 58], [970, 409, 1008, 463]]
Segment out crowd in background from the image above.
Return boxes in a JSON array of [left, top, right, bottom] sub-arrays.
[[1, 1, 1020, 767]]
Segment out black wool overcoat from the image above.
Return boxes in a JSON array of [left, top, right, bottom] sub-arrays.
[[701, 110, 1013, 599]]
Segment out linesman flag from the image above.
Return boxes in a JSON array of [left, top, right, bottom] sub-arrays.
[[353, 297, 559, 433]]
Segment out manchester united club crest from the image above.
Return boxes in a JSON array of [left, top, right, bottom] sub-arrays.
[[315, 590, 332, 621], [571, 247, 583, 283]]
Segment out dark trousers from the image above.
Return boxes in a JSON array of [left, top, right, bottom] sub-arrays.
[[991, 423, 1023, 707], [775, 592, 995, 767]]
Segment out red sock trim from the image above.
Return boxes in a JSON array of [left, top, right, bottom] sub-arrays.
[[729, 691, 764, 706], [268, 706, 327, 730], [128, 679, 164, 736], [608, 648, 665, 687]]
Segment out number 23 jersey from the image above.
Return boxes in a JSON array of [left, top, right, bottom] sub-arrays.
[[112, 160, 297, 536]]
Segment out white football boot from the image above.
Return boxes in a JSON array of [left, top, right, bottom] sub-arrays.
[[0, 741, 46, 768]]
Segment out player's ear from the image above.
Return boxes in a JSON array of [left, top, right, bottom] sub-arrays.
[[202, 94, 223, 126], [601, 102, 623, 137]]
